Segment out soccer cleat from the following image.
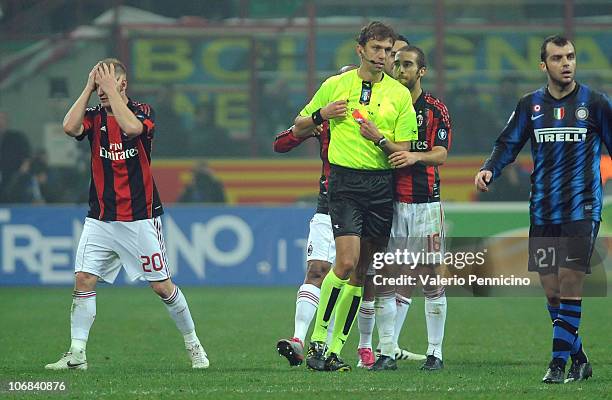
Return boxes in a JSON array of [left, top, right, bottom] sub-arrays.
[[542, 359, 565, 384], [369, 355, 397, 371], [571, 345, 588, 365], [395, 347, 427, 361], [44, 350, 87, 370], [306, 341, 327, 371], [357, 347, 375, 368], [420, 355, 444, 371], [375, 347, 426, 361], [565, 360, 592, 383], [277, 337, 304, 367], [186, 341, 209, 369], [324, 353, 351, 372]]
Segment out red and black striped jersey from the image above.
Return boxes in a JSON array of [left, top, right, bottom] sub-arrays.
[[395, 92, 452, 203], [76, 99, 163, 221], [273, 121, 331, 214]]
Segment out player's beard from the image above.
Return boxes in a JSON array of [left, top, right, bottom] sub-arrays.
[[401, 76, 418, 91], [547, 64, 575, 90], [549, 73, 575, 91]]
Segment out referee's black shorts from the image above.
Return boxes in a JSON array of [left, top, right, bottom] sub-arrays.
[[328, 164, 394, 241], [527, 219, 600, 274]]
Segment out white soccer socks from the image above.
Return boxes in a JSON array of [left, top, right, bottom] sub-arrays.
[[70, 290, 96, 353], [392, 293, 412, 349], [45, 290, 95, 370], [358, 300, 375, 349], [162, 286, 209, 369], [375, 295, 397, 357], [425, 294, 447, 360], [162, 285, 196, 336], [294, 284, 320, 343]]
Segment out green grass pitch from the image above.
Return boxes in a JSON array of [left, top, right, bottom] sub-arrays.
[[1, 287, 610, 399]]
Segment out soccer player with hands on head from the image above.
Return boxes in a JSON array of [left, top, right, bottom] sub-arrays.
[[45, 59, 209, 371]]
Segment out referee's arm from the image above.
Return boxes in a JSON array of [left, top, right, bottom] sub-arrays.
[[294, 115, 316, 131], [379, 139, 410, 155], [359, 119, 411, 154], [294, 100, 348, 131]]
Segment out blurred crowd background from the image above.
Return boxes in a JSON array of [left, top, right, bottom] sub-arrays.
[[1, 0, 610, 205]]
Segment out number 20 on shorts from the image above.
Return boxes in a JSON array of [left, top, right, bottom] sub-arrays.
[[141, 253, 164, 272]]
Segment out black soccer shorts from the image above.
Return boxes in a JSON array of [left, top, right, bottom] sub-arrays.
[[528, 219, 600, 274], [327, 164, 394, 241]]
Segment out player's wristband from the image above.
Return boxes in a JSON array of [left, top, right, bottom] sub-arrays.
[[311, 109, 325, 125]]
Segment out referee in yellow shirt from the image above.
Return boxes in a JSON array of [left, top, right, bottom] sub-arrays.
[[294, 21, 418, 371]]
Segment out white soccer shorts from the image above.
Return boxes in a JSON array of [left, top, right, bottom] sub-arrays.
[[74, 217, 170, 283], [368, 202, 446, 274], [306, 213, 336, 264], [389, 201, 446, 263]]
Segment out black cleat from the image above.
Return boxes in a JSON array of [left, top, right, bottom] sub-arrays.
[[571, 345, 588, 365], [542, 359, 566, 384], [565, 360, 592, 383], [421, 355, 444, 371], [276, 338, 304, 367], [369, 355, 397, 371], [306, 341, 327, 371], [324, 353, 351, 372]]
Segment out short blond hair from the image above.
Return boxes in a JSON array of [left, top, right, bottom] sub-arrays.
[[98, 58, 127, 77]]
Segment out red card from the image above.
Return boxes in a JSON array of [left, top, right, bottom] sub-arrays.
[[352, 109, 366, 124]]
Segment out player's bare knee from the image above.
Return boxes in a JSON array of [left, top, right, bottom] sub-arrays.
[[150, 279, 174, 298], [559, 279, 584, 298], [334, 257, 356, 279], [74, 271, 98, 291], [538, 272, 559, 298], [304, 272, 324, 286], [542, 284, 559, 301], [305, 261, 331, 285], [560, 269, 584, 284]]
